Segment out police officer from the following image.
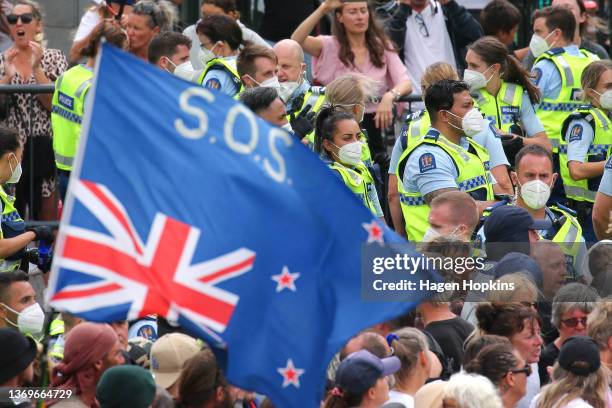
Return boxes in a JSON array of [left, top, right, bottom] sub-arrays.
[[274, 39, 325, 140], [0, 128, 50, 272], [593, 149, 612, 240], [52, 21, 128, 201], [196, 15, 243, 97], [397, 80, 496, 242], [465, 37, 551, 161], [314, 107, 383, 220], [530, 6, 599, 202], [560, 60, 612, 242]]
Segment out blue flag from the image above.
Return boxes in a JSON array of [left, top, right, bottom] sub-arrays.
[[47, 45, 438, 407]]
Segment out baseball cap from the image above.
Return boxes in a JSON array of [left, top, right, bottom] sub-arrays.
[[558, 336, 600, 376], [491, 252, 543, 283], [484, 206, 551, 243], [150, 333, 201, 389], [0, 328, 37, 384], [335, 350, 400, 396]]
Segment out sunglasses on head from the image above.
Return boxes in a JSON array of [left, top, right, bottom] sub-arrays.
[[561, 317, 587, 328], [7, 13, 34, 25], [511, 364, 532, 376]]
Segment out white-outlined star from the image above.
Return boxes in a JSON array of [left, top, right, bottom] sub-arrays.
[[362, 220, 384, 244], [277, 359, 305, 388], [271, 266, 300, 292]]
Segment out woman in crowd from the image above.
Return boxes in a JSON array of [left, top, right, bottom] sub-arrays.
[[531, 336, 611, 408], [386, 328, 434, 407], [176, 349, 234, 408], [52, 20, 128, 202], [314, 107, 383, 220], [465, 36, 550, 162], [127, 0, 176, 61], [442, 372, 504, 408], [388, 61, 513, 237], [560, 60, 612, 242], [465, 343, 530, 408], [323, 349, 400, 408], [476, 302, 544, 408], [291, 0, 411, 164], [196, 14, 243, 97], [0, 0, 67, 221]]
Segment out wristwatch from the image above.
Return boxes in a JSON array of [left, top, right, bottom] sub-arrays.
[[389, 89, 400, 101]]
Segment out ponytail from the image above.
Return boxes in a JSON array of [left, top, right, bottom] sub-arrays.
[[503, 54, 541, 104], [322, 387, 363, 408], [314, 107, 354, 155]]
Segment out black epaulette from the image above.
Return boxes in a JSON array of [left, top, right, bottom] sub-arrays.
[[544, 47, 565, 56], [424, 129, 440, 140], [561, 109, 596, 140]]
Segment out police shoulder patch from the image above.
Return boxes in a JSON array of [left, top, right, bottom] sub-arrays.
[[532, 68, 542, 85], [205, 78, 221, 90], [605, 156, 612, 170], [419, 153, 436, 173], [569, 124, 583, 142]]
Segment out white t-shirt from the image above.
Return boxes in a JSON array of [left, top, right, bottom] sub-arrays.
[[386, 391, 415, 408], [403, 1, 456, 92], [529, 394, 594, 408], [73, 9, 101, 43]]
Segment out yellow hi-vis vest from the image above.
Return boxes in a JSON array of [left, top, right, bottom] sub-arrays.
[[0, 185, 25, 272], [197, 57, 243, 97], [559, 106, 612, 202], [402, 109, 431, 148], [289, 86, 326, 121], [329, 161, 378, 215], [542, 204, 583, 272], [534, 48, 599, 153], [51, 65, 94, 171], [472, 81, 524, 133], [396, 129, 495, 242]]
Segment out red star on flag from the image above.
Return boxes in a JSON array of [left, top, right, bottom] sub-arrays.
[[277, 359, 305, 388], [362, 220, 384, 244], [271, 266, 300, 292]]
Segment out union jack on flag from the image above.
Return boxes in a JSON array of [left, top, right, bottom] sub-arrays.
[[49, 179, 256, 343]]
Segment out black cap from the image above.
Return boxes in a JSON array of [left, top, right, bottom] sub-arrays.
[[484, 206, 552, 243], [335, 350, 400, 396], [0, 328, 37, 384], [558, 336, 600, 376]]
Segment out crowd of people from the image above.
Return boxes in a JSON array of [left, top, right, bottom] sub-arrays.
[[0, 0, 611, 406]]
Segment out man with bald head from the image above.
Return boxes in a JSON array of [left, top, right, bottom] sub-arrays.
[[273, 39, 325, 138]]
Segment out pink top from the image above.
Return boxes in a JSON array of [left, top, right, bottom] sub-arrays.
[[312, 35, 409, 113]]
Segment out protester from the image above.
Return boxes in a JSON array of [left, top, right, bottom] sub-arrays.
[[96, 365, 156, 408], [323, 349, 400, 408], [127, 0, 177, 61], [530, 336, 611, 408], [195, 14, 244, 96], [314, 107, 384, 219], [560, 60, 612, 242], [148, 31, 192, 79], [462, 334, 512, 368], [0, 0, 67, 221], [413, 380, 445, 408], [239, 87, 290, 129], [538, 283, 600, 385], [464, 343, 530, 408], [292, 0, 412, 162], [236, 44, 278, 89], [176, 348, 234, 408], [442, 372, 504, 408], [183, 0, 270, 71], [340, 331, 390, 360], [386, 0, 483, 89], [587, 301, 612, 370], [479, 0, 524, 56], [150, 332, 201, 398], [48, 322, 125, 407], [0, 328, 36, 408], [52, 20, 128, 202], [551, 0, 609, 59], [530, 241, 567, 300]]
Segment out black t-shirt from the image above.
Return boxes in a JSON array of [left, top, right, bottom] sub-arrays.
[[538, 341, 559, 386], [424, 317, 474, 373]]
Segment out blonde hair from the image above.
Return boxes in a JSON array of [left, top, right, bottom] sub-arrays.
[[487, 273, 538, 303], [420, 62, 459, 96], [587, 300, 612, 351], [536, 364, 610, 408], [581, 60, 612, 104], [326, 73, 379, 113], [443, 373, 503, 408], [16, 0, 43, 20], [388, 328, 429, 384]]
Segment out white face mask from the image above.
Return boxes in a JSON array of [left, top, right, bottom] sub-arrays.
[[529, 31, 555, 58], [173, 61, 194, 81], [281, 122, 294, 133], [198, 45, 217, 66], [463, 66, 493, 91], [333, 141, 362, 166], [446, 108, 485, 137], [8, 153, 21, 184], [278, 81, 300, 102], [519, 178, 552, 210], [2, 302, 45, 335], [423, 225, 462, 243], [258, 76, 281, 89], [593, 90, 612, 110]]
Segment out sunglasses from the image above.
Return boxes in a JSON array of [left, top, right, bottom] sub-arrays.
[[7, 13, 34, 25], [561, 317, 587, 328], [511, 364, 532, 376]]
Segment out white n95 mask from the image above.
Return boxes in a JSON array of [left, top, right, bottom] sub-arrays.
[[2, 302, 45, 335], [335, 141, 362, 166], [519, 179, 552, 210]]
